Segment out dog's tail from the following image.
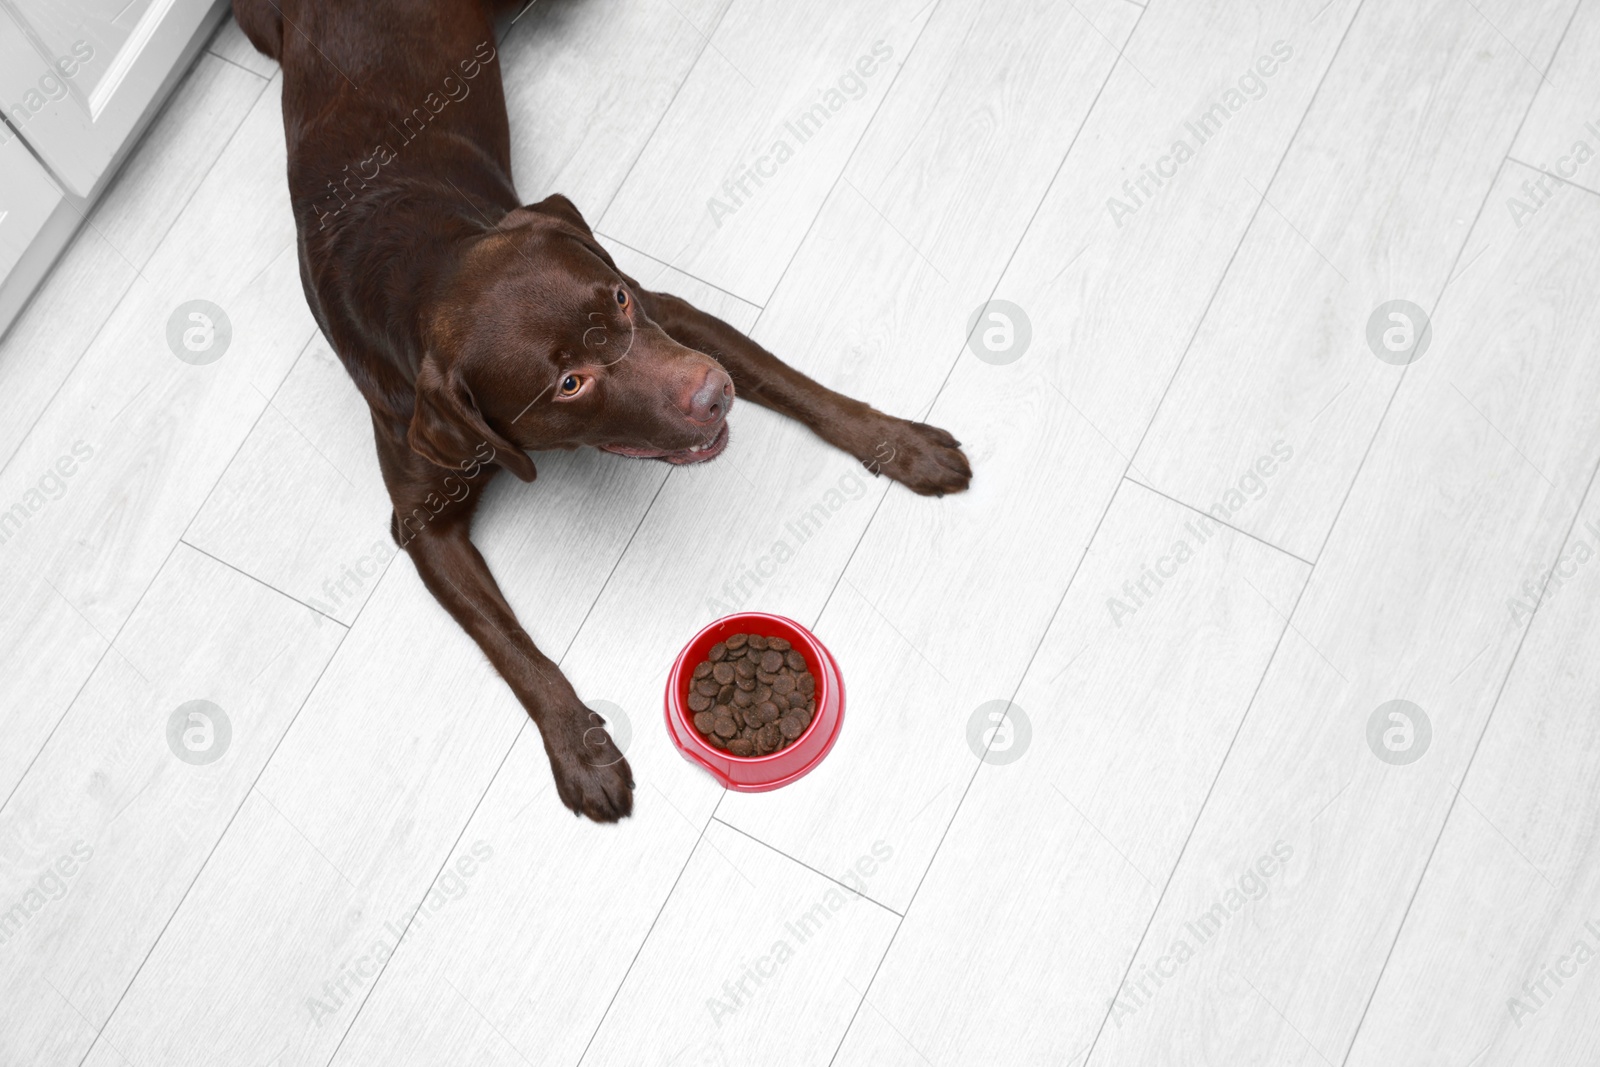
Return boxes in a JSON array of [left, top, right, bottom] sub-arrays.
[[232, 0, 284, 61]]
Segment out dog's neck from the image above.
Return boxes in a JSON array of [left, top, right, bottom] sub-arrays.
[[300, 171, 511, 424]]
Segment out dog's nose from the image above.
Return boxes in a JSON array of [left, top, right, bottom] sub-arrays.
[[680, 365, 734, 424]]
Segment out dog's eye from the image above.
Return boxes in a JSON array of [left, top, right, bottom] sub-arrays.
[[558, 374, 583, 397], [615, 287, 629, 308]]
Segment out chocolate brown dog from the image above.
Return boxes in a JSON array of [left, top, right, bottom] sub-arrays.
[[234, 0, 971, 821]]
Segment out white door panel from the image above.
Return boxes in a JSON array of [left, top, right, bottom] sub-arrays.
[[0, 133, 64, 282], [0, 0, 219, 196]]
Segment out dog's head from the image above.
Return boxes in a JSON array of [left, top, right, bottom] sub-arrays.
[[409, 194, 733, 481]]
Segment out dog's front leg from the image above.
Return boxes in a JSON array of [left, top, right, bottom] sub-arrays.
[[385, 466, 634, 822], [638, 286, 972, 497]]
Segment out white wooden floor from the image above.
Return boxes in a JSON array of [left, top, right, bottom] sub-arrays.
[[3, 0, 1599, 1063]]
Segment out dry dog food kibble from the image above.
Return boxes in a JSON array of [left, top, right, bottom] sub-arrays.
[[688, 634, 816, 756]]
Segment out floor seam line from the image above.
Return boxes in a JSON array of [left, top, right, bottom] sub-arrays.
[[593, 229, 765, 310], [1505, 153, 1600, 202], [709, 816, 905, 918], [1122, 475, 1316, 568], [177, 538, 351, 628], [205, 48, 270, 80]]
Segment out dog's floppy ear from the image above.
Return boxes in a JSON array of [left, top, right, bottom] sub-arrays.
[[503, 195, 618, 269], [523, 193, 594, 235], [408, 355, 537, 482]]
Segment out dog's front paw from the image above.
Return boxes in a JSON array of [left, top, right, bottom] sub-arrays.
[[545, 708, 634, 822], [865, 418, 972, 497]]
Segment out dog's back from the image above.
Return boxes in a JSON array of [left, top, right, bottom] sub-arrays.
[[230, 0, 519, 412]]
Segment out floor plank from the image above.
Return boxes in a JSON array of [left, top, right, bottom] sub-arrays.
[[832, 481, 1307, 1066], [1088, 159, 1600, 1067], [0, 545, 340, 1067], [1132, 0, 1580, 562], [1343, 469, 1600, 1065], [1511, 0, 1600, 199], [597, 0, 937, 303], [498, 0, 734, 215], [580, 820, 899, 1067]]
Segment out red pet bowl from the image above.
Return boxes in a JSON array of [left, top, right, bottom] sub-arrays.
[[665, 612, 844, 791]]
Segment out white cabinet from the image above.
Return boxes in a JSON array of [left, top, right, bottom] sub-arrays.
[[0, 0, 224, 197], [0, 129, 71, 331], [0, 0, 226, 337], [0, 130, 63, 276]]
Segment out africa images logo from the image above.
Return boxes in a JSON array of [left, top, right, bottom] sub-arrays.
[[166, 299, 232, 365]]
